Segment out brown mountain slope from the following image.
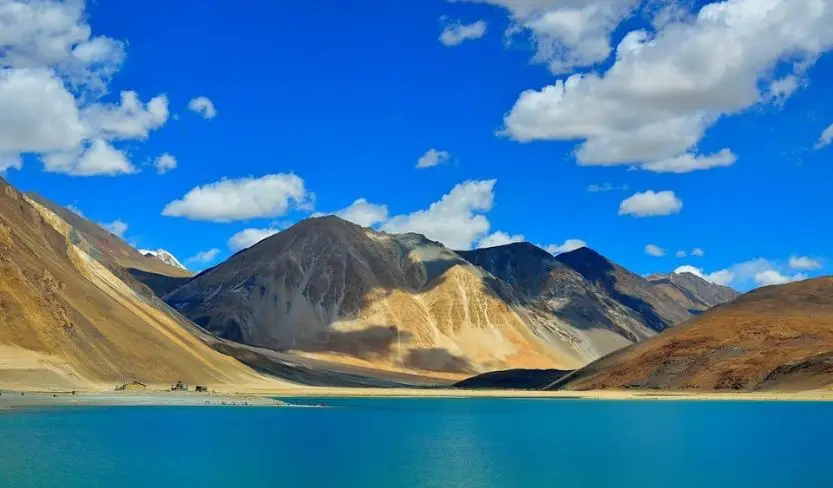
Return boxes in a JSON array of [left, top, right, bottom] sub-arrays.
[[0, 178, 280, 391], [550, 277, 833, 392], [648, 272, 740, 313], [165, 217, 582, 378], [26, 193, 192, 279]]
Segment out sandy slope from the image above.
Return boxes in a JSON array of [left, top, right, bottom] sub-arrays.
[[0, 178, 288, 390]]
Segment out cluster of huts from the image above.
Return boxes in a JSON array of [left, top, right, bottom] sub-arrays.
[[115, 379, 208, 392]]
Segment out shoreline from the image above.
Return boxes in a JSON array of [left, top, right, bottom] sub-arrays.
[[0, 390, 289, 412], [263, 387, 833, 402], [4, 386, 833, 411]]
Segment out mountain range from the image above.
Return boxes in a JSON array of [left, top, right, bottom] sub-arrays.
[[159, 216, 737, 379], [19, 176, 833, 394]]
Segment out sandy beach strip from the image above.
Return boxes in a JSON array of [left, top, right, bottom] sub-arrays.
[[0, 390, 288, 411], [4, 386, 833, 411], [258, 386, 833, 402]]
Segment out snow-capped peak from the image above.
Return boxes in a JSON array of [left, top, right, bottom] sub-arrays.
[[139, 249, 187, 271]]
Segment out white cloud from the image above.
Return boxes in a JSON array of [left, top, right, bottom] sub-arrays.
[[83, 91, 169, 140], [691, 248, 705, 257], [188, 96, 217, 119], [0, 0, 125, 91], [641, 149, 737, 174], [439, 20, 487, 46], [789, 255, 822, 270], [501, 0, 833, 169], [755, 269, 808, 287], [42, 139, 136, 176], [66, 204, 84, 216], [457, 0, 640, 73], [673, 265, 733, 286], [675, 250, 687, 258], [187, 248, 221, 264], [381, 179, 495, 250], [162, 173, 312, 222], [675, 258, 810, 289], [816, 123, 833, 149], [478, 231, 525, 248], [0, 153, 22, 172], [101, 219, 128, 238], [769, 74, 800, 104], [228, 227, 281, 251], [619, 190, 682, 217], [645, 244, 665, 257], [544, 239, 587, 255], [0, 69, 86, 154], [416, 148, 452, 169], [332, 199, 389, 227], [587, 183, 628, 192], [0, 1, 171, 177], [154, 153, 177, 175]]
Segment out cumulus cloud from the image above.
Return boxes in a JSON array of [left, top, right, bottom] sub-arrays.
[[0, 0, 125, 91], [83, 91, 169, 140], [228, 227, 281, 251], [0, 1, 170, 177], [456, 0, 640, 73], [501, 0, 833, 170], [691, 248, 705, 257], [755, 269, 808, 287], [332, 199, 389, 227], [675, 258, 810, 290], [382, 180, 496, 250], [101, 219, 128, 238], [478, 231, 525, 248], [0, 69, 86, 154], [587, 183, 628, 193], [675, 250, 687, 258], [619, 190, 682, 217], [416, 148, 452, 169], [42, 139, 136, 176], [789, 256, 822, 270], [645, 244, 665, 257], [439, 20, 487, 46], [188, 96, 217, 119], [162, 174, 312, 222], [816, 123, 833, 149], [640, 149, 737, 174], [0, 153, 22, 172], [187, 248, 221, 264], [544, 239, 587, 255], [154, 153, 177, 174]]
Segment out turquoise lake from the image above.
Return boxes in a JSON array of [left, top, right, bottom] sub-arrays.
[[2, 398, 832, 487]]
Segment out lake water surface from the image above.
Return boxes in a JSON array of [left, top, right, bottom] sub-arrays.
[[1, 398, 832, 487]]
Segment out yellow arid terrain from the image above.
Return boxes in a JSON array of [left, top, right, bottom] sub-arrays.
[[0, 178, 290, 391]]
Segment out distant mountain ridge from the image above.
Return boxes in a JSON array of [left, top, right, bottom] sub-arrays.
[[162, 217, 739, 378], [647, 271, 739, 313], [140, 249, 187, 271], [164, 216, 571, 378]]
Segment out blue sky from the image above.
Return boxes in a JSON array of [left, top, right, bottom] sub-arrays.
[[2, 0, 832, 290]]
